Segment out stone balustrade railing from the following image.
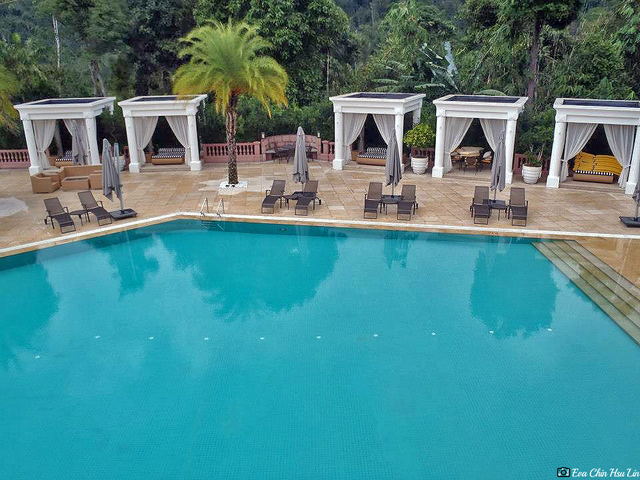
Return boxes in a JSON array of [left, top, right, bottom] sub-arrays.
[[0, 149, 30, 169], [202, 135, 335, 163]]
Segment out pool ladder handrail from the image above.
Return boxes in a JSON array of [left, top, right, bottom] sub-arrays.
[[216, 199, 225, 217], [199, 197, 209, 216]]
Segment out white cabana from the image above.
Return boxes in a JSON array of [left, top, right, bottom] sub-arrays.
[[118, 95, 207, 173], [14, 97, 115, 175], [329, 92, 426, 170], [546, 98, 640, 195], [432, 95, 528, 183]]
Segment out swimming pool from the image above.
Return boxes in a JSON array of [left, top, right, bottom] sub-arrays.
[[1, 220, 639, 479]]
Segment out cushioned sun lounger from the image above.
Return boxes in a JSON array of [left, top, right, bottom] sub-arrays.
[[261, 180, 286, 214], [43, 198, 76, 233], [78, 190, 113, 226]]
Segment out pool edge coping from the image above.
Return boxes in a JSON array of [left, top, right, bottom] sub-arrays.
[[1, 211, 640, 259]]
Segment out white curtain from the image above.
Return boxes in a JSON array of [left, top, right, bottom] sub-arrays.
[[32, 120, 56, 169], [561, 123, 597, 181], [604, 124, 636, 187], [133, 117, 159, 164], [479, 119, 507, 152], [342, 113, 367, 161], [166, 115, 190, 164], [373, 114, 395, 145], [63, 119, 89, 165], [444, 117, 473, 173]]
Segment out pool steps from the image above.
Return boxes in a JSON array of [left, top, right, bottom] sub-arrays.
[[535, 240, 640, 344]]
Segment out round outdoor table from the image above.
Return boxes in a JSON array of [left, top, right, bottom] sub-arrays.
[[69, 209, 89, 225]]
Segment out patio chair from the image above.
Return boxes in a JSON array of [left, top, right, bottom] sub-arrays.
[[363, 182, 382, 219], [295, 195, 314, 216], [507, 187, 528, 226], [78, 190, 113, 226], [397, 184, 418, 221], [473, 203, 491, 224], [463, 156, 481, 173], [43, 198, 76, 234], [469, 186, 490, 217], [261, 179, 286, 214]]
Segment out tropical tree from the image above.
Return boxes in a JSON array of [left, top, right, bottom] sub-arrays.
[[0, 65, 19, 132], [173, 21, 288, 184]]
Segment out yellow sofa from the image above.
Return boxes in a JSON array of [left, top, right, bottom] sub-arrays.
[[573, 152, 622, 184]]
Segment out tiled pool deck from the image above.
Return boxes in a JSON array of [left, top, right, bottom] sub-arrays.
[[1, 161, 639, 285]]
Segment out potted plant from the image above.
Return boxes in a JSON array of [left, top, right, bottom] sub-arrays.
[[403, 123, 435, 174], [522, 148, 543, 184]]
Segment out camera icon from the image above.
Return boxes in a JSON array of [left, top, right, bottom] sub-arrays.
[[557, 467, 571, 477]]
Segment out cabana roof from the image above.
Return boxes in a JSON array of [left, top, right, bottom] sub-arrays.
[[433, 94, 528, 120], [14, 97, 115, 120], [329, 92, 425, 115], [553, 98, 640, 125], [119, 95, 207, 117]]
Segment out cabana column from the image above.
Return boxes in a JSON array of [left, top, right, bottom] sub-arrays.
[[546, 116, 567, 188], [333, 109, 344, 170], [625, 125, 640, 195], [504, 116, 518, 184], [432, 113, 446, 178], [394, 113, 404, 160], [187, 113, 201, 171], [124, 114, 140, 173], [22, 119, 41, 175]]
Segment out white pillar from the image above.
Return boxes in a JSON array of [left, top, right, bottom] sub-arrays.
[[546, 118, 567, 188], [85, 116, 100, 165], [432, 113, 446, 178], [333, 110, 344, 170], [187, 114, 201, 171], [124, 115, 140, 173], [625, 124, 640, 195], [504, 117, 517, 184], [412, 108, 422, 126], [22, 119, 41, 175], [395, 112, 404, 161]]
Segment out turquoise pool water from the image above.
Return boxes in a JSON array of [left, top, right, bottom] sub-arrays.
[[1, 220, 639, 479]]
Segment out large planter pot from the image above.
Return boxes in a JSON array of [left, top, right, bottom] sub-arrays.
[[411, 156, 429, 174], [522, 165, 542, 184]]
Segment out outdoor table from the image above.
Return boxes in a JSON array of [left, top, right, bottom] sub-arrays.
[[69, 209, 89, 225], [380, 194, 402, 214], [489, 199, 507, 220]]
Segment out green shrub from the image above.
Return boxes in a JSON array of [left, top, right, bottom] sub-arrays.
[[403, 122, 435, 148]]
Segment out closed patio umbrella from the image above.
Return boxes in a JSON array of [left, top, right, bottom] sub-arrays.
[[385, 134, 402, 196], [102, 139, 137, 220], [292, 126, 309, 185], [490, 132, 506, 201], [72, 122, 88, 165]]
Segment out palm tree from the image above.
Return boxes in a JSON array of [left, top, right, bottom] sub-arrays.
[[173, 21, 288, 184]]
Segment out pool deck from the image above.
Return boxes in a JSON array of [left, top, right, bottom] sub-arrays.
[[1, 161, 639, 285]]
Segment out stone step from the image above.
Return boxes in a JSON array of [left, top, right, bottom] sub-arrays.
[[534, 241, 640, 344]]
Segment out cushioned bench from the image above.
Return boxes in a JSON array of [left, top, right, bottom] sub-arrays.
[[151, 147, 185, 165]]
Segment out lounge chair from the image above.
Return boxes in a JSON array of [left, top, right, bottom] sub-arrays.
[[78, 190, 113, 226], [294, 180, 321, 215], [469, 186, 489, 216], [43, 198, 76, 234], [363, 182, 382, 219], [470, 186, 491, 224], [463, 156, 481, 173], [261, 179, 286, 214], [397, 184, 418, 221], [507, 187, 528, 226]]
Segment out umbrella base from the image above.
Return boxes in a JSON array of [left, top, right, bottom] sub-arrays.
[[620, 216, 640, 228], [110, 208, 137, 220]]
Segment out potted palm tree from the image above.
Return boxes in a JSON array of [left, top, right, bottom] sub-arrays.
[[522, 148, 543, 184], [403, 123, 435, 174], [173, 21, 288, 185]]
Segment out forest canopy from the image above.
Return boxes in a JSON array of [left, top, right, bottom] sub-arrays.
[[0, 0, 637, 154]]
